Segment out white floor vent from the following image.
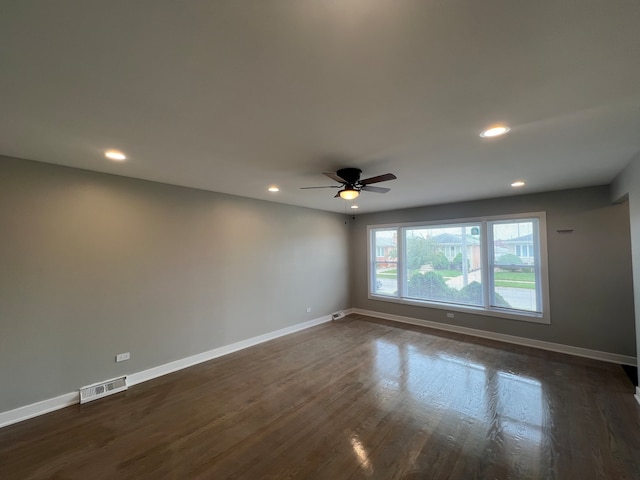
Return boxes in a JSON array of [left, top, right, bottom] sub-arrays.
[[331, 311, 346, 320], [80, 376, 127, 404]]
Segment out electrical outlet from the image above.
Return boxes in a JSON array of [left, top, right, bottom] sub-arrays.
[[446, 312, 455, 319], [116, 352, 130, 362], [306, 307, 311, 313]]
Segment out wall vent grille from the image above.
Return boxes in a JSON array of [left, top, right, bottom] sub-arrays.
[[331, 311, 345, 320], [80, 376, 127, 404]]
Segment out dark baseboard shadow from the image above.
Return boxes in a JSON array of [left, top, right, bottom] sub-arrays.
[[621, 364, 638, 387]]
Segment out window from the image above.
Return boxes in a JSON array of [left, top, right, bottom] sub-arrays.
[[372, 229, 398, 295], [368, 213, 550, 323], [405, 223, 482, 307]]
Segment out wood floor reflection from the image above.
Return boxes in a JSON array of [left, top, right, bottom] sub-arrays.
[[2, 314, 639, 479]]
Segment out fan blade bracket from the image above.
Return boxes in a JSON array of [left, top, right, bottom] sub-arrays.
[[300, 185, 341, 189]]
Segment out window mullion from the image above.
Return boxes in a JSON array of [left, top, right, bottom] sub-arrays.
[[398, 227, 405, 297], [482, 221, 492, 308], [532, 219, 542, 312]]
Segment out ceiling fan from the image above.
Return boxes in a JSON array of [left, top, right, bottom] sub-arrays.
[[300, 168, 397, 200]]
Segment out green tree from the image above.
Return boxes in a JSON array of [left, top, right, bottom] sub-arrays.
[[406, 236, 439, 270], [450, 252, 470, 271]]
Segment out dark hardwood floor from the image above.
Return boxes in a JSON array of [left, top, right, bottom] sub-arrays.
[[1, 314, 639, 479]]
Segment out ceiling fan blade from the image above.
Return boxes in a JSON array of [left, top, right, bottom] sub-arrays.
[[300, 185, 340, 189], [362, 185, 390, 194], [334, 191, 342, 198], [360, 173, 397, 185], [323, 172, 346, 184]]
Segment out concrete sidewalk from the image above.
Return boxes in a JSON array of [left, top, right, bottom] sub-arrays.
[[445, 269, 481, 288]]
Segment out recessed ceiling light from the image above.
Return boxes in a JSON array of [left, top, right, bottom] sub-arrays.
[[350, 205, 359, 209], [510, 180, 526, 188], [268, 186, 280, 192], [105, 150, 126, 161], [480, 124, 511, 138]]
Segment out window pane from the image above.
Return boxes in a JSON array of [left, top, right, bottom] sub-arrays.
[[373, 230, 397, 296], [492, 221, 538, 311], [405, 225, 482, 306], [374, 262, 397, 295]]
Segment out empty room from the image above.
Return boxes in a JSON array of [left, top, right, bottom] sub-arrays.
[[1, 2, 640, 479]]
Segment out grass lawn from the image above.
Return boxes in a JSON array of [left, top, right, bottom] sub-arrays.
[[380, 269, 397, 274], [377, 271, 397, 279], [494, 272, 535, 281], [495, 280, 535, 289], [438, 270, 462, 278]]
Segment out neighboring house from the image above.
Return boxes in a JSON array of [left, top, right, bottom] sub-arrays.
[[431, 233, 481, 270], [501, 233, 535, 265], [375, 236, 397, 267]]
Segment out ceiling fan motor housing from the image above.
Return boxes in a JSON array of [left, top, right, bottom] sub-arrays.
[[336, 168, 362, 185]]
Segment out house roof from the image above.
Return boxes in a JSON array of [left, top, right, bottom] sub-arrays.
[[502, 234, 534, 244], [432, 233, 480, 245], [375, 237, 396, 248], [1, 2, 639, 214]]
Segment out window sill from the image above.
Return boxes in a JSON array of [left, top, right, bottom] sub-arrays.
[[367, 293, 550, 325]]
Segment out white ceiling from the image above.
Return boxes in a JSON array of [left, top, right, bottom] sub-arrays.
[[1, 1, 640, 214]]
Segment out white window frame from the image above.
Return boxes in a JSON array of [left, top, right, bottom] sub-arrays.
[[367, 212, 551, 324]]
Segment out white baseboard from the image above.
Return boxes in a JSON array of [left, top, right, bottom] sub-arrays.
[[0, 314, 333, 429], [128, 315, 332, 386], [0, 392, 78, 429], [352, 308, 637, 366]]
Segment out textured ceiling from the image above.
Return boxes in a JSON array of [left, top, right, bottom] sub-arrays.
[[1, 1, 639, 213]]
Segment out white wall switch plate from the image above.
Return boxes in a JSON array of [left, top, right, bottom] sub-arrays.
[[116, 352, 130, 362]]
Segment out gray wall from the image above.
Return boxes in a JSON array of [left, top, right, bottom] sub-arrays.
[[0, 156, 350, 412], [350, 186, 636, 357], [612, 153, 640, 370]]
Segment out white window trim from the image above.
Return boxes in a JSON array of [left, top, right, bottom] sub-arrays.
[[367, 212, 551, 325]]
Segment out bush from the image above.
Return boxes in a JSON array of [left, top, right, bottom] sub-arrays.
[[458, 282, 510, 308], [408, 271, 455, 302], [496, 253, 524, 272], [497, 253, 522, 265], [431, 252, 450, 270], [457, 281, 482, 304], [408, 275, 512, 309]]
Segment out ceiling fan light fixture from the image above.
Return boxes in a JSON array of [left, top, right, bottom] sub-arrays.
[[339, 188, 359, 200]]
